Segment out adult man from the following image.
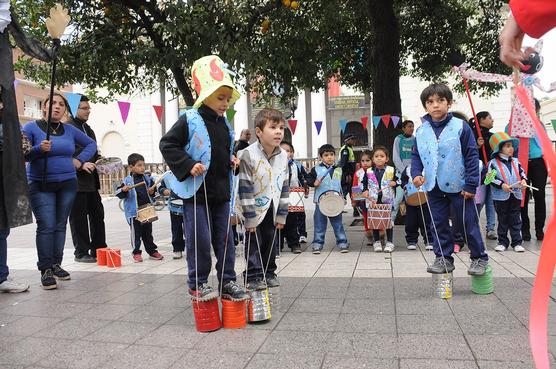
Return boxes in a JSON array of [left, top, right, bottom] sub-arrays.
[[339, 135, 357, 214], [234, 129, 251, 155], [69, 95, 107, 262]]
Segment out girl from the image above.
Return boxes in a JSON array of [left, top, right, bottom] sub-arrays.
[[362, 146, 398, 253], [352, 150, 373, 245]]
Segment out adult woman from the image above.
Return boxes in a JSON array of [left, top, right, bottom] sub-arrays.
[[22, 93, 96, 290]]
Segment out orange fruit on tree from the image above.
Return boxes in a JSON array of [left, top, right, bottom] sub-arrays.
[[282, 0, 291, 7], [261, 19, 270, 33], [290, 1, 300, 9]]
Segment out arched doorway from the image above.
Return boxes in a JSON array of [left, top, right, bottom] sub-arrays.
[[101, 131, 126, 160]]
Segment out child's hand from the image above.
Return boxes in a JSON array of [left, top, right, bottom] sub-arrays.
[[190, 163, 206, 176], [246, 227, 256, 233], [521, 179, 527, 188], [275, 223, 285, 230], [477, 137, 484, 147], [231, 156, 240, 169], [163, 189, 171, 196], [461, 190, 475, 199], [314, 179, 321, 187], [502, 183, 511, 193], [121, 185, 130, 192], [389, 181, 396, 187], [413, 176, 425, 187], [147, 187, 155, 195]]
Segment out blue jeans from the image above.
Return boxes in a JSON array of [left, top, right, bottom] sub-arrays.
[[29, 180, 77, 271], [0, 228, 10, 283], [312, 205, 348, 249], [477, 186, 496, 232]]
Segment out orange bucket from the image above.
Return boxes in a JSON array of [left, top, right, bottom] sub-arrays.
[[221, 298, 248, 329], [106, 249, 121, 268], [191, 298, 221, 332], [96, 248, 107, 266]]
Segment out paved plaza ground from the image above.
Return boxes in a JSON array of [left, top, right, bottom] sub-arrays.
[[1, 191, 555, 369]]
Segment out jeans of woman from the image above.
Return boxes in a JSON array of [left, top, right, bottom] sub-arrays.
[[29, 180, 77, 271]]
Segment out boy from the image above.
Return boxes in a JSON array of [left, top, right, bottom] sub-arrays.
[[487, 132, 527, 252], [159, 55, 248, 301], [158, 173, 185, 259], [238, 108, 288, 289], [307, 144, 349, 254], [393, 120, 415, 174], [116, 153, 164, 262], [400, 166, 433, 251], [411, 83, 489, 275]]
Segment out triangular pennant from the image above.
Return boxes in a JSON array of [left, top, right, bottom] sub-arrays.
[[64, 92, 82, 118], [288, 119, 298, 135], [552, 120, 556, 135], [226, 108, 236, 122], [117, 101, 131, 124], [314, 121, 323, 135], [361, 116, 369, 130], [372, 116, 381, 129], [339, 119, 348, 133], [391, 115, 400, 128], [381, 114, 391, 128], [152, 105, 163, 124]]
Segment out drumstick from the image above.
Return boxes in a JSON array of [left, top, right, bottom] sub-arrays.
[[129, 181, 146, 189], [509, 182, 538, 191], [317, 166, 336, 182], [149, 170, 172, 190]]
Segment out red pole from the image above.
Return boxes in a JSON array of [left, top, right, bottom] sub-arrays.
[[462, 78, 489, 165]]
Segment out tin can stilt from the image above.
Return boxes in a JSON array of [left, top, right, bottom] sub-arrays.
[[432, 272, 453, 299], [248, 288, 272, 322], [221, 298, 248, 329], [268, 286, 280, 312], [471, 265, 494, 295], [191, 297, 221, 332]]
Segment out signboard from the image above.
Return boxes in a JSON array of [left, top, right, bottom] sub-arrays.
[[329, 96, 366, 110]]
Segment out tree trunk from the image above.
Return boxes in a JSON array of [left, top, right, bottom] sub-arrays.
[[171, 66, 195, 107], [368, 0, 402, 158]]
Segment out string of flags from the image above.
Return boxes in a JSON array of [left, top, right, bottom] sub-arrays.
[[339, 115, 402, 133]]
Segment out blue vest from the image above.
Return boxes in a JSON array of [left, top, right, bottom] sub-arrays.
[[416, 117, 465, 193], [167, 109, 234, 199], [314, 165, 343, 203], [163, 174, 183, 215], [397, 134, 415, 161], [122, 174, 154, 223], [489, 157, 523, 201]]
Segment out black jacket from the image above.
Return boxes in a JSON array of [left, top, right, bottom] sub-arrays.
[[71, 118, 100, 192]]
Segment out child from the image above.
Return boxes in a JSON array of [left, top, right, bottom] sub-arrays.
[[487, 132, 527, 252], [116, 153, 164, 262], [363, 146, 398, 253], [158, 173, 185, 259], [401, 166, 433, 251], [352, 150, 374, 245], [279, 142, 308, 254], [393, 120, 415, 174], [307, 144, 349, 254], [238, 108, 288, 289], [412, 83, 489, 275], [159, 55, 248, 301]]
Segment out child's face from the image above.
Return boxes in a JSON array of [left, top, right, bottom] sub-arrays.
[[372, 150, 388, 167], [281, 143, 294, 160], [130, 160, 146, 175], [256, 119, 285, 149], [500, 142, 514, 156], [360, 154, 372, 170], [402, 123, 414, 136], [203, 86, 233, 116], [424, 94, 451, 121], [479, 115, 494, 129], [321, 151, 336, 166]]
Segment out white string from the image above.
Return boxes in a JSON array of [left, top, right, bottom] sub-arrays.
[[422, 187, 451, 274], [254, 230, 269, 287], [264, 228, 278, 278], [417, 192, 430, 247], [193, 176, 199, 298], [219, 175, 236, 297], [202, 180, 215, 288]]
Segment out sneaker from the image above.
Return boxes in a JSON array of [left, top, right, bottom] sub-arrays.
[[52, 264, 71, 280], [425, 244, 434, 251], [454, 244, 461, 253], [486, 230, 498, 240], [188, 283, 218, 300], [339, 246, 349, 253], [133, 254, 143, 263], [468, 258, 489, 276], [246, 279, 266, 291], [407, 244, 417, 250], [514, 245, 525, 252], [74, 255, 96, 263], [41, 269, 57, 290], [494, 244, 506, 252], [427, 257, 455, 274], [299, 236, 308, 243], [291, 245, 302, 254], [275, 254, 281, 259], [266, 276, 280, 287], [149, 252, 164, 260], [373, 241, 382, 253], [312, 244, 323, 254], [173, 251, 183, 259], [384, 242, 395, 253], [221, 280, 249, 300], [0, 278, 29, 293]]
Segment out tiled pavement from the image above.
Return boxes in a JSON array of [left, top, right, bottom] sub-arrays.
[[1, 194, 555, 368]]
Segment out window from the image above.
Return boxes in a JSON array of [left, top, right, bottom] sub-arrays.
[[23, 96, 43, 119]]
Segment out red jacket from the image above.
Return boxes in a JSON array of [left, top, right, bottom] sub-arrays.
[[510, 0, 556, 38]]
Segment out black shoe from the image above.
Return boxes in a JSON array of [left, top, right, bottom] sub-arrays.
[[291, 245, 302, 254], [427, 257, 455, 274], [537, 232, 544, 241], [523, 232, 531, 241], [74, 255, 96, 263], [52, 264, 71, 280], [246, 279, 266, 291], [221, 281, 249, 301], [41, 269, 57, 290], [266, 276, 280, 288]]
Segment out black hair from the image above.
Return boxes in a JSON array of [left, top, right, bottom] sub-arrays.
[[80, 95, 89, 102], [318, 144, 335, 157], [280, 141, 294, 152], [401, 120, 414, 129], [468, 111, 490, 127], [360, 149, 373, 161], [371, 145, 390, 158], [43, 92, 69, 111], [420, 83, 453, 108], [534, 98, 541, 113], [128, 153, 145, 166]]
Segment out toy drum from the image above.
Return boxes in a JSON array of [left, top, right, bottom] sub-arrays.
[[95, 157, 123, 175], [318, 191, 344, 217], [367, 203, 392, 230], [351, 186, 366, 200], [288, 187, 305, 212], [136, 204, 158, 223], [248, 289, 271, 322], [405, 183, 428, 206]]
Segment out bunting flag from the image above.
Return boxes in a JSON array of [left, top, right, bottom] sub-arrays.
[[314, 120, 323, 135], [64, 92, 82, 118], [552, 120, 556, 135], [117, 101, 131, 124], [288, 119, 298, 135], [339, 119, 347, 133], [392, 115, 400, 128], [361, 116, 369, 130], [152, 105, 163, 124], [226, 108, 236, 122], [372, 116, 381, 129], [381, 114, 391, 128]]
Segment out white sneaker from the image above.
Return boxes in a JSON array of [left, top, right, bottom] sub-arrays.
[[299, 236, 307, 243], [494, 244, 506, 252], [373, 242, 382, 252], [0, 278, 29, 293], [173, 251, 183, 259], [407, 244, 417, 250], [425, 244, 434, 251], [514, 245, 525, 252], [384, 242, 395, 253]]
